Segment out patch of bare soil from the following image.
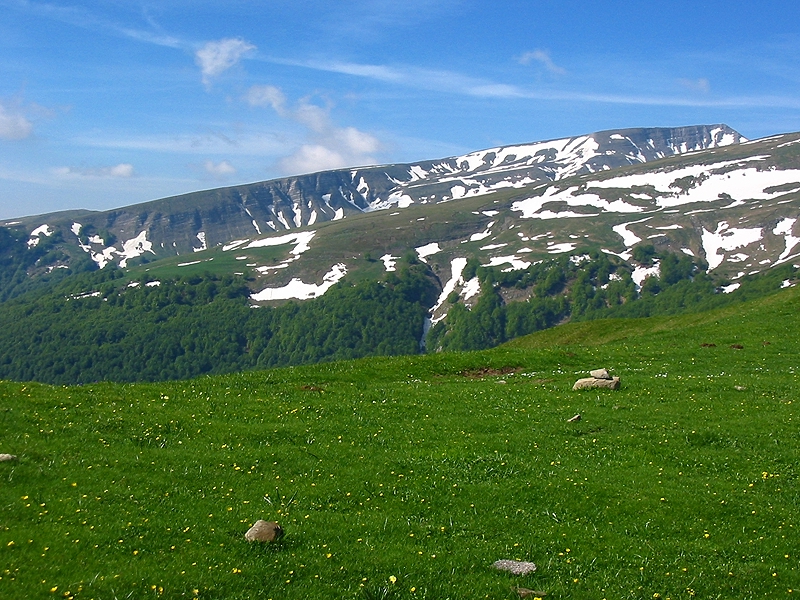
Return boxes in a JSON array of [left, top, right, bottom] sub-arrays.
[[458, 367, 522, 378]]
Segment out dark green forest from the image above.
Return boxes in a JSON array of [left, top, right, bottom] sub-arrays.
[[0, 258, 438, 384], [427, 248, 797, 352], [0, 225, 795, 384]]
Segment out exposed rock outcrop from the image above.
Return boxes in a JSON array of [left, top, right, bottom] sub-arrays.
[[573, 369, 620, 390]]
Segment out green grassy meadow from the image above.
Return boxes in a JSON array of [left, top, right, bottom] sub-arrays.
[[1, 288, 799, 599]]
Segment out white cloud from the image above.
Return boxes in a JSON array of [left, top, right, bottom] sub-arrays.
[[279, 145, 349, 174], [54, 163, 135, 178], [333, 126, 380, 155], [0, 102, 33, 140], [107, 163, 134, 177], [246, 85, 381, 175], [245, 85, 287, 113], [517, 49, 566, 75], [195, 38, 255, 85], [679, 78, 711, 93], [204, 160, 236, 176]]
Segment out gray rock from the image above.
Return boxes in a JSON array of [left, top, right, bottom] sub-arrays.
[[244, 520, 283, 542], [572, 376, 620, 390], [0, 454, 17, 462], [493, 559, 537, 576], [590, 368, 611, 380]]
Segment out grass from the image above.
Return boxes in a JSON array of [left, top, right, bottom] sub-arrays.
[[1, 288, 799, 599]]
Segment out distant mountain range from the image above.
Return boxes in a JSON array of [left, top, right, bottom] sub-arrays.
[[6, 123, 800, 312], [8, 124, 742, 259]]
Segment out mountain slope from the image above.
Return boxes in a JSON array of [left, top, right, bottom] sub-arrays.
[[5, 124, 800, 383]]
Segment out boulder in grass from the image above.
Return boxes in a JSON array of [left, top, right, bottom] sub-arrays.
[[493, 559, 537, 575], [590, 368, 611, 380], [244, 520, 283, 542], [0, 454, 17, 462], [572, 376, 620, 390]]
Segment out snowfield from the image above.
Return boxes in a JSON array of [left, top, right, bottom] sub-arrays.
[[701, 222, 764, 271], [511, 158, 800, 220], [251, 264, 347, 301]]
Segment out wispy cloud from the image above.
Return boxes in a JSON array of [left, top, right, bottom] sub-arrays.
[[54, 163, 135, 179], [0, 101, 33, 140], [287, 58, 800, 109], [517, 49, 567, 75], [678, 78, 711, 93], [196, 38, 256, 86], [246, 84, 381, 174], [75, 130, 287, 156], [3, 0, 186, 49], [245, 85, 286, 113]]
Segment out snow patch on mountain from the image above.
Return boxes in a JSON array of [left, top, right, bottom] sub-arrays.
[[484, 255, 531, 271], [773, 218, 800, 263], [547, 243, 578, 254], [632, 261, 661, 288], [467, 222, 494, 242], [194, 232, 207, 252], [243, 231, 315, 256], [416, 242, 441, 262], [119, 231, 155, 267], [701, 222, 764, 271], [584, 158, 798, 205], [462, 277, 481, 300], [381, 254, 399, 272], [223, 239, 248, 251], [612, 220, 646, 249], [431, 257, 468, 323], [250, 263, 347, 301], [27, 224, 53, 247], [510, 184, 643, 219]]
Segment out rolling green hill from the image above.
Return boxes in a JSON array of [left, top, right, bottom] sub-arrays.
[[1, 287, 797, 599]]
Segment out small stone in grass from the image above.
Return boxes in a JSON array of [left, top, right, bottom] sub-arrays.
[[493, 559, 537, 576], [0, 454, 17, 462], [244, 520, 283, 542], [590, 368, 611, 380]]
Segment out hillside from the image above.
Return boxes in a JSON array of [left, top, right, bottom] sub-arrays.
[[1, 286, 797, 599], [5, 124, 797, 309], [2, 123, 800, 383]]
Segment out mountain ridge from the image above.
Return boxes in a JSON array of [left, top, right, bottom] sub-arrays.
[[7, 124, 743, 266], [8, 123, 800, 315]]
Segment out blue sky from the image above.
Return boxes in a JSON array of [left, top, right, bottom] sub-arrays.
[[2, 0, 800, 219]]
